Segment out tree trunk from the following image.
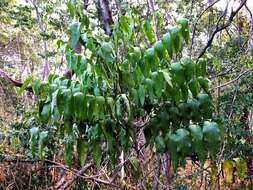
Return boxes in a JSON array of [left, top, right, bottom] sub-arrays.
[[98, 0, 113, 36]]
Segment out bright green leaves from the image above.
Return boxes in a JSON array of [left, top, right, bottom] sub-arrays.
[[161, 32, 173, 58], [38, 131, 49, 159], [167, 128, 191, 169], [170, 27, 182, 53], [143, 20, 155, 43], [67, 0, 77, 18], [177, 18, 190, 44], [189, 124, 205, 162], [161, 122, 222, 169], [188, 79, 199, 97], [115, 94, 131, 121], [73, 92, 85, 121], [92, 141, 102, 167], [30, 127, 39, 157], [203, 121, 222, 155], [154, 40, 166, 60], [196, 58, 207, 77], [144, 47, 158, 71], [40, 103, 51, 123], [171, 62, 185, 86], [98, 42, 114, 64], [77, 137, 88, 166], [35, 16, 220, 173], [234, 158, 247, 180], [29, 128, 48, 160], [138, 85, 146, 106], [69, 22, 80, 49], [119, 15, 133, 37], [17, 75, 33, 95]]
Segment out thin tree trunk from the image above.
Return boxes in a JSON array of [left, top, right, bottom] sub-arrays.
[[152, 154, 162, 190], [32, 0, 49, 80], [147, 0, 159, 40], [98, 0, 113, 36]]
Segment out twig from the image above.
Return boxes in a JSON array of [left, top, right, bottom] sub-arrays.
[[60, 163, 93, 190], [197, 0, 247, 59], [210, 67, 253, 91], [0, 69, 33, 92], [190, 0, 221, 55]]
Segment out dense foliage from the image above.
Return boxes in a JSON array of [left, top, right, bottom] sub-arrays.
[[1, 0, 253, 189]]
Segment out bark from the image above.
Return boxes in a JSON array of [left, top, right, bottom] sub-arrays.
[[84, 0, 89, 9], [147, 0, 159, 40], [32, 0, 50, 80], [98, 0, 114, 36], [152, 154, 162, 190]]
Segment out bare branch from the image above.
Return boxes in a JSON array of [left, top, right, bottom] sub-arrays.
[[0, 69, 33, 92], [197, 0, 247, 59], [190, 0, 221, 54], [210, 67, 253, 91]]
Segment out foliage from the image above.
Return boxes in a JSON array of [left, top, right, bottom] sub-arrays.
[[23, 2, 223, 170]]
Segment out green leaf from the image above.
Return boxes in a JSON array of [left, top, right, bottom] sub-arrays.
[[29, 127, 39, 157], [154, 40, 166, 60], [138, 85, 145, 106], [181, 84, 188, 102], [161, 70, 173, 87], [18, 75, 33, 95], [99, 42, 114, 64], [235, 158, 247, 180], [145, 78, 155, 99], [197, 76, 209, 92], [62, 89, 73, 118], [175, 129, 191, 153], [189, 124, 202, 140], [170, 27, 182, 53], [67, 0, 76, 18], [181, 58, 194, 82], [131, 88, 139, 105], [92, 141, 102, 167], [69, 22, 80, 49], [177, 18, 190, 44], [161, 32, 173, 58], [120, 15, 130, 34], [40, 104, 51, 123], [189, 124, 206, 162], [32, 79, 41, 96], [196, 58, 207, 77], [132, 47, 142, 62], [143, 20, 155, 43], [38, 131, 48, 159], [144, 48, 158, 71], [73, 92, 85, 121], [171, 62, 185, 86], [203, 121, 221, 155], [77, 138, 88, 166], [155, 136, 166, 152], [188, 79, 199, 97], [64, 136, 74, 167], [129, 156, 141, 182]]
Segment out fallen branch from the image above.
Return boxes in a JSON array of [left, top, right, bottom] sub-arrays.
[[60, 163, 93, 190]]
